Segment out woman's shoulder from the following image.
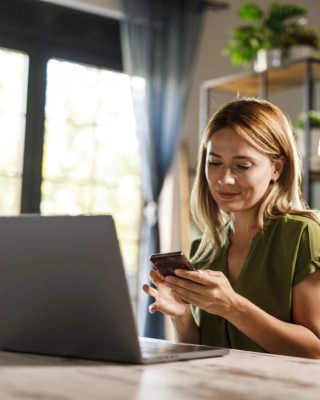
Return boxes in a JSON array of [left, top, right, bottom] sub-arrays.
[[268, 214, 320, 244], [273, 213, 320, 230]]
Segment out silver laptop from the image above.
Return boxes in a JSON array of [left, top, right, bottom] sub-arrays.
[[0, 214, 229, 364]]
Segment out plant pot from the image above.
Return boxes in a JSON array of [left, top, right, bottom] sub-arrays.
[[289, 45, 316, 60], [253, 49, 282, 72], [296, 128, 320, 171]]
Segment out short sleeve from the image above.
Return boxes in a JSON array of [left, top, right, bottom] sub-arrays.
[[293, 219, 320, 286]]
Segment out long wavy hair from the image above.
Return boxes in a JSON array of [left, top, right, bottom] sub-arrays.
[[190, 97, 320, 265]]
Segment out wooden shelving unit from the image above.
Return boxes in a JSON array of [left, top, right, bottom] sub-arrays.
[[199, 58, 320, 205]]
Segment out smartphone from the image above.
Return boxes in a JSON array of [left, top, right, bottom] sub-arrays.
[[149, 251, 194, 277]]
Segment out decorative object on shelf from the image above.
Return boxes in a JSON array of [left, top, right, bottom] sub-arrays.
[[289, 44, 315, 60], [222, 2, 320, 71], [254, 48, 282, 72], [296, 110, 320, 172]]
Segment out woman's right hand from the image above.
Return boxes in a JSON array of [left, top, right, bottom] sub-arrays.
[[142, 269, 190, 318]]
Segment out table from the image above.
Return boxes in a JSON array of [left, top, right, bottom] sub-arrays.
[[1, 348, 320, 399]]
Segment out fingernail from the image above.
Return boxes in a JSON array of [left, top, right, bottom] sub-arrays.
[[149, 304, 154, 313], [197, 270, 205, 274]]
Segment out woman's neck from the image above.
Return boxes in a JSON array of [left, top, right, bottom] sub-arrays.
[[229, 210, 258, 242]]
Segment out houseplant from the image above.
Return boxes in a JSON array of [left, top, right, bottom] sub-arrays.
[[222, 2, 320, 69], [296, 110, 320, 171]]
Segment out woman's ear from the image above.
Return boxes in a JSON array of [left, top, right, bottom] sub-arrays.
[[272, 155, 285, 181]]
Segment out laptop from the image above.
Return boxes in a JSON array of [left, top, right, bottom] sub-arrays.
[[0, 214, 229, 364]]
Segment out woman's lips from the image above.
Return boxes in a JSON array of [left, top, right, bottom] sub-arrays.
[[217, 191, 240, 200]]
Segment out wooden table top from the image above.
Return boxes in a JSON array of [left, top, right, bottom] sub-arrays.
[[1, 348, 320, 399]]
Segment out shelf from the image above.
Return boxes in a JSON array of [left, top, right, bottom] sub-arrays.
[[309, 171, 320, 181], [201, 58, 320, 96]]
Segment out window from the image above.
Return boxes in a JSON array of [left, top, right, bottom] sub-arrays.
[[42, 59, 141, 296], [0, 0, 141, 308], [0, 48, 28, 214]]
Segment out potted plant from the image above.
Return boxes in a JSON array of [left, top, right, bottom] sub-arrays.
[[296, 110, 320, 171], [222, 2, 320, 70]]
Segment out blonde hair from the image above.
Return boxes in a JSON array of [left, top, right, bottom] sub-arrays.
[[190, 97, 320, 265]]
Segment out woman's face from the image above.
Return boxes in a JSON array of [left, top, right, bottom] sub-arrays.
[[205, 128, 283, 214]]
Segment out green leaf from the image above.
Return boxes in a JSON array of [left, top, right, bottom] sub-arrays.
[[238, 2, 264, 21], [268, 2, 306, 23]]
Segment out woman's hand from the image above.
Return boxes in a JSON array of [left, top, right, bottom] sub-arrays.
[[142, 270, 190, 318], [165, 269, 240, 319]]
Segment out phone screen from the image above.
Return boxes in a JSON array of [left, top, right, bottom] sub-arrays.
[[149, 251, 194, 277]]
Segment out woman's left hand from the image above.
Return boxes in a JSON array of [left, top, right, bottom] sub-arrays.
[[165, 269, 239, 318]]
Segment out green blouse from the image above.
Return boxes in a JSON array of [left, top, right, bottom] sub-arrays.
[[190, 214, 320, 353]]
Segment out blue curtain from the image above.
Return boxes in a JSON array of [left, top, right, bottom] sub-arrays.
[[121, 0, 206, 339]]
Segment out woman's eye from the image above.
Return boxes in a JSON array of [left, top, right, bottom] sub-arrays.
[[208, 161, 222, 166], [237, 165, 251, 170]]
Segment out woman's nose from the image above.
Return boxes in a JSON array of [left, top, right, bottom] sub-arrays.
[[218, 167, 235, 185]]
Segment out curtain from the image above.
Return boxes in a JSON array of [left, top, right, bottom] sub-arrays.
[[121, 0, 207, 339]]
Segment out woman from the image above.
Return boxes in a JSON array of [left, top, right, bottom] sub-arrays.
[[142, 97, 320, 358]]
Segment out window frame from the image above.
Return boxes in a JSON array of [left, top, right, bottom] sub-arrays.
[[0, 0, 123, 213]]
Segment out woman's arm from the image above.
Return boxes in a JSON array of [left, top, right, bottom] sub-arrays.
[[166, 269, 320, 358], [170, 306, 201, 344], [142, 269, 201, 344], [226, 270, 320, 358]]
